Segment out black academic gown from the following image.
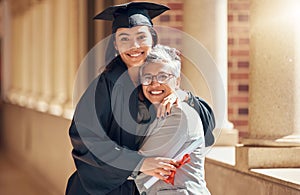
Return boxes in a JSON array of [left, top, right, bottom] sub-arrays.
[[66, 56, 147, 195], [65, 56, 215, 195]]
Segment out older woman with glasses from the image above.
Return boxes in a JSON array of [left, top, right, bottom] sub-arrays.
[[135, 45, 211, 195]]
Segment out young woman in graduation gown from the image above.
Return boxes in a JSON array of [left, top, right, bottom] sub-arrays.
[[65, 2, 215, 195]]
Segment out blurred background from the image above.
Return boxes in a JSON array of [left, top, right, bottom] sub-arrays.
[[0, 0, 299, 194]]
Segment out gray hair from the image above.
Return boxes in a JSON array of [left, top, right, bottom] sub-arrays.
[[140, 44, 181, 78]]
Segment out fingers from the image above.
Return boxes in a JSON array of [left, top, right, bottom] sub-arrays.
[[165, 102, 171, 114], [140, 157, 178, 178], [156, 93, 178, 118], [153, 171, 170, 180], [150, 166, 174, 181], [163, 93, 177, 105], [155, 168, 172, 176], [158, 161, 176, 171], [156, 103, 167, 118]]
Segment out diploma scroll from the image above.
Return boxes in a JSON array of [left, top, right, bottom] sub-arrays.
[[143, 138, 203, 189]]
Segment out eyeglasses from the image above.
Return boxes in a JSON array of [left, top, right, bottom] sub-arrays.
[[141, 72, 175, 86]]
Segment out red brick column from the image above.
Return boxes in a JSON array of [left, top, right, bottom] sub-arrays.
[[228, 0, 250, 138]]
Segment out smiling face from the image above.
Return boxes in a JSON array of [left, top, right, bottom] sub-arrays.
[[142, 62, 180, 105], [114, 26, 153, 68]]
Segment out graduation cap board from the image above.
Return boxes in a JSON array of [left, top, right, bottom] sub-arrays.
[[94, 2, 170, 33]]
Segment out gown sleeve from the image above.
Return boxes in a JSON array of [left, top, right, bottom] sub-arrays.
[[185, 91, 216, 146], [69, 73, 144, 194]]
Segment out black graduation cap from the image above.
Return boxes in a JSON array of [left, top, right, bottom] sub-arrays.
[[94, 2, 170, 33]]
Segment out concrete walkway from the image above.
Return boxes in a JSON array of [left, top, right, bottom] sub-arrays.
[[0, 151, 52, 195]]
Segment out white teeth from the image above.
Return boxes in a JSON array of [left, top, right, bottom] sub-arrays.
[[150, 91, 163, 95], [129, 53, 141, 57]]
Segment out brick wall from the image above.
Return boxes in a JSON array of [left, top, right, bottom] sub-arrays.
[[228, 0, 250, 137]]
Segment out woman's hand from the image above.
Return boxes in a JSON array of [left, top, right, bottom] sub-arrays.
[[175, 89, 188, 102], [156, 93, 178, 118], [140, 157, 178, 180]]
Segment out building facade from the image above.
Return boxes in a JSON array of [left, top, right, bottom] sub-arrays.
[[0, 0, 299, 194]]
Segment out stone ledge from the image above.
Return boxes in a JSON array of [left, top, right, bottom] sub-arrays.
[[205, 146, 300, 192], [242, 138, 300, 147], [235, 145, 300, 171], [205, 157, 300, 194], [251, 168, 300, 186]]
